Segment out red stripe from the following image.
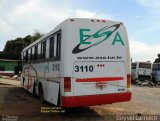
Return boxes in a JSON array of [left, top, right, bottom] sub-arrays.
[[76, 77, 124, 82], [62, 92, 131, 107]]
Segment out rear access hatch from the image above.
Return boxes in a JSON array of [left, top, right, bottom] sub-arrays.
[[72, 61, 127, 96]]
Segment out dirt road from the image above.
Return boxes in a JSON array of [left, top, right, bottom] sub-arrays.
[[0, 78, 160, 121]]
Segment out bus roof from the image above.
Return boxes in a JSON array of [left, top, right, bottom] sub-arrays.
[[22, 18, 123, 52]]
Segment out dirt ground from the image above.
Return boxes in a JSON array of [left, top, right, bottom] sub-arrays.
[[0, 78, 160, 121]]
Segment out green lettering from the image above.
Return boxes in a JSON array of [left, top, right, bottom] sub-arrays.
[[112, 32, 124, 45], [80, 29, 91, 44]]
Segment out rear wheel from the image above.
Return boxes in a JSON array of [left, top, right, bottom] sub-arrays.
[[39, 84, 44, 104]]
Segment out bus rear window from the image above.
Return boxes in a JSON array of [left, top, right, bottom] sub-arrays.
[[131, 63, 136, 69], [139, 63, 151, 69], [152, 64, 160, 71]]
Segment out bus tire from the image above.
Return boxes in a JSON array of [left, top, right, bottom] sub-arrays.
[[39, 84, 44, 104]]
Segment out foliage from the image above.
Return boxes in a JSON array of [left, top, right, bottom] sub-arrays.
[[0, 30, 43, 60]]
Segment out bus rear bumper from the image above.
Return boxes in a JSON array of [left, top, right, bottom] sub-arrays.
[[62, 92, 132, 107]]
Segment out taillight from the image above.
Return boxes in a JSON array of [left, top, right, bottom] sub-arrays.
[[127, 74, 131, 88], [64, 77, 71, 92]]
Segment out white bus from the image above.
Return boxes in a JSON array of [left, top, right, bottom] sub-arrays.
[[131, 62, 152, 81], [152, 63, 160, 82], [21, 18, 131, 107]]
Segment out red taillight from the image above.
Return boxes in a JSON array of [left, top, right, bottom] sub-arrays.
[[64, 77, 71, 92], [127, 74, 131, 88], [102, 20, 106, 22]]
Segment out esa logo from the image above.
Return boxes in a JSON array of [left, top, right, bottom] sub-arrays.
[[72, 24, 125, 54]]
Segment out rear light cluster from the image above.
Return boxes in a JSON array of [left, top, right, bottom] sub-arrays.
[[70, 18, 106, 23], [127, 74, 131, 88], [91, 19, 106, 22], [64, 77, 71, 92]]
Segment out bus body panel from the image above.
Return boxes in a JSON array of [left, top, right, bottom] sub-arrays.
[[22, 61, 61, 105], [63, 19, 130, 99]]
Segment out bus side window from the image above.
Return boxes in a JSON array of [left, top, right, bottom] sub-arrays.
[[53, 32, 61, 60], [41, 41, 46, 59], [50, 37, 54, 58], [46, 39, 50, 58], [25, 50, 28, 62], [32, 47, 35, 60], [54, 35, 57, 58], [28, 49, 31, 62], [30, 48, 32, 61], [35, 45, 38, 60], [23, 52, 26, 62], [38, 44, 41, 59], [57, 32, 61, 59]]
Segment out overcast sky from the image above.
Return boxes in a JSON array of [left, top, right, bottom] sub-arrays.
[[0, 0, 160, 62]]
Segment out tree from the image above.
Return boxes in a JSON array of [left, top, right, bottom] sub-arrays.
[[23, 35, 32, 46], [0, 30, 43, 60], [32, 30, 44, 42], [154, 54, 160, 63]]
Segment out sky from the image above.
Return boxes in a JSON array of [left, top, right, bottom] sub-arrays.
[[0, 0, 160, 62]]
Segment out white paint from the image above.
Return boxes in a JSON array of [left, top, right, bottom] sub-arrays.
[[21, 18, 131, 106]]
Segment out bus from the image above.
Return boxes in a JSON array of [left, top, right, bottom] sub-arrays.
[[152, 63, 160, 82], [131, 62, 152, 81], [21, 18, 131, 107]]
